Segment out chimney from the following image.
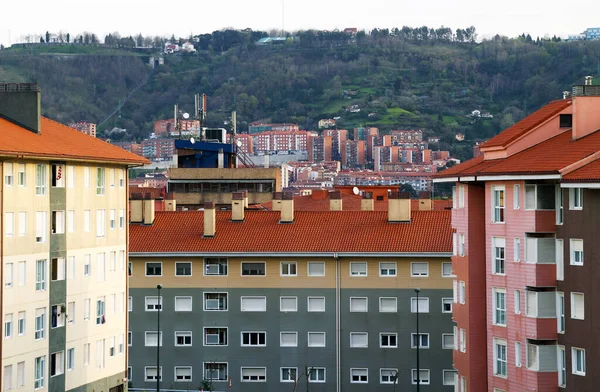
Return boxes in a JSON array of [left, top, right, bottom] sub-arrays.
[[203, 202, 216, 237], [143, 193, 155, 225], [130, 192, 143, 223], [264, 153, 270, 168], [218, 149, 224, 168], [164, 192, 177, 212], [0, 83, 41, 134], [418, 191, 432, 211], [361, 192, 374, 211], [231, 192, 245, 222], [272, 192, 282, 211], [329, 191, 342, 211], [388, 191, 411, 222], [280, 191, 294, 223], [243, 190, 249, 208]]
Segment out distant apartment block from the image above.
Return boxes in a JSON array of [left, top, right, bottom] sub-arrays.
[[307, 135, 333, 162], [353, 127, 378, 141], [252, 131, 309, 153], [113, 142, 144, 157], [341, 140, 366, 168], [335, 171, 433, 191], [141, 139, 175, 161], [153, 119, 200, 137], [68, 121, 97, 138], [390, 130, 423, 143], [318, 118, 336, 128], [323, 129, 348, 160], [248, 122, 300, 134]]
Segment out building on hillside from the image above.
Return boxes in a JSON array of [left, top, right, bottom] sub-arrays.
[[353, 127, 378, 141], [231, 134, 253, 154], [307, 135, 333, 162], [128, 191, 455, 391], [318, 119, 336, 129], [335, 171, 433, 192], [113, 142, 144, 157], [390, 130, 423, 143], [248, 123, 299, 134], [584, 27, 600, 40], [142, 139, 175, 161], [433, 81, 600, 392], [252, 131, 309, 153], [68, 121, 97, 138], [323, 129, 348, 160], [341, 140, 366, 168], [0, 83, 148, 392], [153, 119, 200, 137]]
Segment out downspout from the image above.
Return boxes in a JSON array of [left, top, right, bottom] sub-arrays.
[[335, 252, 340, 392], [0, 161, 4, 392], [125, 167, 130, 390]]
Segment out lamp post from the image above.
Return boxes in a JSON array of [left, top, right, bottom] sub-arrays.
[[415, 288, 421, 392], [156, 284, 162, 392]]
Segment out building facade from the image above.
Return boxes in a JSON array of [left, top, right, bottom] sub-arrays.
[[307, 135, 333, 162], [128, 193, 456, 391], [0, 83, 148, 392]]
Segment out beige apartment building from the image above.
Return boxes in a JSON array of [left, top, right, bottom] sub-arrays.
[[0, 83, 148, 392]]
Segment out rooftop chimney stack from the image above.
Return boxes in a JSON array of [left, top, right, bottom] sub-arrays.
[[388, 191, 411, 222], [142, 193, 156, 225], [203, 202, 216, 237], [329, 191, 342, 211], [585, 76, 594, 86], [418, 191, 432, 211], [272, 192, 282, 211], [243, 190, 249, 208], [280, 191, 294, 223], [164, 192, 177, 212], [0, 83, 41, 134], [563, 91, 571, 100], [361, 192, 374, 211], [130, 193, 144, 223], [231, 192, 245, 222]]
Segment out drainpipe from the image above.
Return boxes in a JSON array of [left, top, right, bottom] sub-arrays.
[[335, 252, 340, 392], [0, 161, 4, 387]]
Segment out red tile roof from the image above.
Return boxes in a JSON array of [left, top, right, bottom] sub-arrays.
[[0, 117, 149, 165], [481, 100, 571, 149], [130, 210, 452, 253], [562, 159, 600, 181]]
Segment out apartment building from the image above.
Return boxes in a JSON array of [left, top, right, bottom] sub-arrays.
[[252, 131, 309, 153], [324, 129, 348, 160], [68, 122, 97, 138], [0, 83, 148, 392], [128, 192, 456, 391], [433, 80, 600, 392], [341, 140, 366, 169], [307, 135, 333, 162]]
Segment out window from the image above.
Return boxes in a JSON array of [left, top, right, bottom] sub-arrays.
[[280, 332, 298, 347], [281, 367, 297, 382], [145, 367, 162, 382], [84, 299, 90, 321], [4, 313, 13, 338], [109, 251, 116, 272], [4, 262, 13, 288], [204, 362, 228, 382], [569, 188, 583, 209], [304, 367, 325, 383], [515, 290, 521, 314], [411, 333, 429, 348], [3, 162, 13, 186], [241, 367, 266, 382], [379, 297, 397, 312], [119, 334, 124, 354], [512, 237, 521, 262], [17, 163, 25, 186], [35, 211, 47, 243], [527, 343, 539, 370], [443, 370, 457, 386], [83, 343, 90, 366], [411, 297, 429, 313], [571, 292, 584, 320], [50, 351, 64, 376], [494, 339, 507, 377], [119, 250, 125, 272], [241, 296, 266, 312], [350, 368, 368, 383], [557, 292, 565, 333], [307, 261, 325, 276], [51, 257, 65, 281], [459, 281, 466, 304], [411, 262, 429, 277], [380, 368, 398, 384], [35, 164, 46, 195], [204, 258, 227, 275], [307, 332, 326, 347], [36, 259, 46, 291], [174, 296, 192, 312], [570, 239, 584, 266], [205, 293, 228, 311], [50, 304, 65, 328], [442, 298, 453, 313], [350, 297, 368, 312], [119, 209, 125, 229], [17, 311, 25, 335], [84, 254, 91, 276], [493, 237, 506, 274], [493, 288, 506, 326], [280, 296, 297, 312], [458, 185, 465, 208], [146, 262, 162, 276], [350, 332, 368, 348], [558, 346, 566, 387], [96, 167, 105, 195], [174, 366, 192, 382], [96, 209, 105, 237], [17, 362, 24, 388], [175, 262, 192, 276], [459, 328, 466, 352], [380, 262, 397, 276], [145, 331, 163, 346], [18, 211, 26, 236], [411, 369, 430, 385], [128, 331, 132, 346], [459, 234, 465, 256], [350, 262, 367, 276], [5, 212, 14, 237], [96, 297, 105, 325], [241, 262, 265, 276], [109, 168, 116, 187], [514, 184, 521, 209], [493, 187, 505, 223], [34, 356, 46, 389], [280, 262, 297, 276], [175, 331, 192, 346], [307, 297, 325, 312], [515, 341, 522, 367], [380, 333, 397, 348], [442, 262, 453, 277], [572, 347, 585, 375], [242, 331, 266, 346], [442, 333, 454, 349], [556, 239, 564, 280], [145, 296, 162, 312], [51, 164, 65, 187], [202, 327, 227, 346], [109, 209, 116, 229], [556, 186, 564, 224]]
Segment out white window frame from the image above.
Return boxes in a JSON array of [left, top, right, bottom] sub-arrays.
[[307, 261, 325, 277], [308, 367, 326, 383], [410, 297, 429, 313], [557, 292, 565, 333], [174, 296, 193, 312], [203, 327, 228, 346], [280, 296, 298, 312], [240, 367, 266, 382], [174, 366, 192, 382], [570, 239, 584, 266], [442, 262, 453, 277], [492, 237, 506, 275], [307, 332, 326, 347], [145, 262, 163, 277], [492, 186, 505, 223], [569, 188, 583, 210], [240, 261, 266, 276], [556, 239, 564, 280], [459, 281, 466, 304], [240, 296, 267, 312], [350, 332, 368, 348], [204, 258, 228, 276], [307, 296, 325, 312], [442, 298, 453, 313], [570, 292, 584, 320], [174, 331, 192, 347], [280, 331, 298, 347], [458, 185, 465, 208], [280, 367, 298, 382], [515, 290, 521, 314], [204, 292, 228, 311], [513, 184, 521, 209], [380, 368, 399, 384], [379, 333, 397, 348], [514, 237, 521, 262], [442, 333, 454, 350], [411, 333, 429, 349], [410, 262, 429, 277], [145, 296, 163, 312], [411, 369, 430, 385], [572, 347, 586, 376], [144, 366, 162, 382], [350, 297, 368, 312], [515, 341, 522, 368], [379, 262, 397, 277], [204, 362, 228, 383], [144, 331, 163, 347], [493, 288, 507, 326], [379, 297, 397, 313], [558, 345, 566, 387], [350, 262, 368, 277], [350, 368, 368, 384], [443, 369, 457, 386], [280, 261, 297, 276], [175, 262, 192, 277], [493, 338, 508, 378]]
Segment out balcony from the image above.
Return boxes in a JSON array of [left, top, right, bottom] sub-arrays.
[[523, 237, 557, 286], [524, 290, 557, 340]]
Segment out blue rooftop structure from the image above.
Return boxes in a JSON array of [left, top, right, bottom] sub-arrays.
[[175, 139, 238, 168]]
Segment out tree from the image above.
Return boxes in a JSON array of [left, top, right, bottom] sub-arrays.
[[45, 31, 50, 44], [66, 33, 70, 43], [400, 183, 419, 199]]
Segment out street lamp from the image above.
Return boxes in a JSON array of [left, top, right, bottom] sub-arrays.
[[156, 284, 162, 392], [415, 288, 421, 392]]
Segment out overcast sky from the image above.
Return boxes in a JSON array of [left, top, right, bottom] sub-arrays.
[[1, 0, 599, 46]]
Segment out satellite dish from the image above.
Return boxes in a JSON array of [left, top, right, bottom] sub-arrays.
[[236, 140, 243, 147], [352, 186, 359, 195], [189, 137, 195, 144], [182, 112, 190, 119]]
